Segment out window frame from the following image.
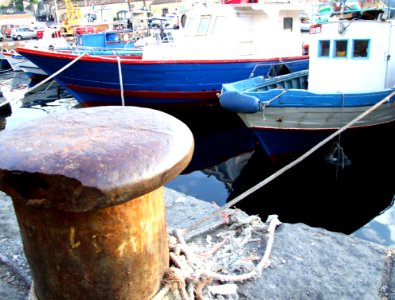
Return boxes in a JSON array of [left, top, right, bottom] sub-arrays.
[[351, 39, 370, 59], [333, 39, 349, 59], [318, 39, 331, 57]]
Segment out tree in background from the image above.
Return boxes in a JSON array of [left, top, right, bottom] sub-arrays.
[[29, 0, 40, 17]]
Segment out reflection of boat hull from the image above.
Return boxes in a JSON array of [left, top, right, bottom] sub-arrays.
[[227, 121, 395, 235], [171, 107, 257, 173]]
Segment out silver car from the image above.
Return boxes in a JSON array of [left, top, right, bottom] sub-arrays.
[[11, 27, 36, 40]]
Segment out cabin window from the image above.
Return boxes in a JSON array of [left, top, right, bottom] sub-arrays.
[[212, 16, 227, 35], [333, 40, 348, 58], [197, 15, 211, 36], [166, 32, 174, 42], [283, 17, 293, 32], [318, 40, 330, 57], [352, 39, 369, 58], [184, 16, 195, 36]]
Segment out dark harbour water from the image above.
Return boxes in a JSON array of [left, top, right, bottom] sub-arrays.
[[1, 70, 395, 248]]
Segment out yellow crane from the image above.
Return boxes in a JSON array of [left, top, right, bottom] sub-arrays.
[[60, 0, 108, 36], [60, 0, 83, 35]]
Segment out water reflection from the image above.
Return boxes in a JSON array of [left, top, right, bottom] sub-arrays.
[[1, 70, 394, 247], [170, 108, 395, 246]]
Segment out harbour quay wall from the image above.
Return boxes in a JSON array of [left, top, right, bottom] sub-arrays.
[[1, 188, 394, 299]]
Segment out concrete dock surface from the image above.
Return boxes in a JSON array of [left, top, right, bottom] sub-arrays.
[[1, 188, 394, 299]]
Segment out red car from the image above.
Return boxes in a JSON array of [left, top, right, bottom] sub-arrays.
[[2, 24, 19, 38]]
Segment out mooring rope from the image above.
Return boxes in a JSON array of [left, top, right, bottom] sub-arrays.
[[153, 214, 281, 300], [0, 52, 87, 109], [116, 56, 125, 106], [183, 91, 395, 237]]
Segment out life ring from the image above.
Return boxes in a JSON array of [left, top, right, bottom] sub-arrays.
[[122, 33, 130, 43]]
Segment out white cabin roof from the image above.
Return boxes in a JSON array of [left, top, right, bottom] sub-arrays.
[[142, 3, 306, 60]]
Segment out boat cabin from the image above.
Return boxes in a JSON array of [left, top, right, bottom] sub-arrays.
[[306, 2, 395, 94], [75, 29, 136, 49], [142, 2, 307, 60], [308, 19, 395, 93]]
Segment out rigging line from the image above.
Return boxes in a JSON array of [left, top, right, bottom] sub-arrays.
[[184, 91, 395, 237], [0, 52, 87, 109], [117, 56, 125, 106], [335, 92, 346, 175]]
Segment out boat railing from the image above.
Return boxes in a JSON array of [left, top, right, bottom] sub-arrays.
[[248, 70, 309, 92], [248, 60, 307, 79], [310, 0, 395, 23], [69, 46, 142, 57]]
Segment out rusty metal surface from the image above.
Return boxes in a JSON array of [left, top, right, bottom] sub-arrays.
[[0, 106, 194, 211], [12, 187, 169, 299]]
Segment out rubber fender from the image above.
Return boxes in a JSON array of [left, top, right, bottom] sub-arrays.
[[219, 91, 260, 113]]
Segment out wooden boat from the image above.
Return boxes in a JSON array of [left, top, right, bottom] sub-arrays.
[[219, 3, 395, 161], [16, 2, 309, 111]]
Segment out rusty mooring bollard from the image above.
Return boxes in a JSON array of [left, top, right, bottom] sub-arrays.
[[0, 106, 194, 299]]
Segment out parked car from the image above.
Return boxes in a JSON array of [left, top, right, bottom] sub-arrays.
[[11, 27, 36, 40], [30, 23, 48, 39]]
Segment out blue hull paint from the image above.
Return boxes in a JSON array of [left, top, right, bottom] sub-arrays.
[[253, 121, 395, 161], [254, 128, 335, 160], [223, 88, 395, 110], [17, 48, 309, 109], [219, 70, 395, 160]]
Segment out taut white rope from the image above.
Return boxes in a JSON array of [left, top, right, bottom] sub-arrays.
[[116, 56, 125, 106]]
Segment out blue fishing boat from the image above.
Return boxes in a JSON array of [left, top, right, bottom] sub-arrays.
[[16, 2, 309, 110], [220, 3, 395, 161]]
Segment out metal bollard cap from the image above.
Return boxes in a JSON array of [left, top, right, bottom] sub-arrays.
[[0, 106, 194, 212]]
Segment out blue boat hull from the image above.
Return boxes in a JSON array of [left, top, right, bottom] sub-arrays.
[[17, 48, 309, 110], [253, 120, 395, 162], [219, 72, 395, 160]]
